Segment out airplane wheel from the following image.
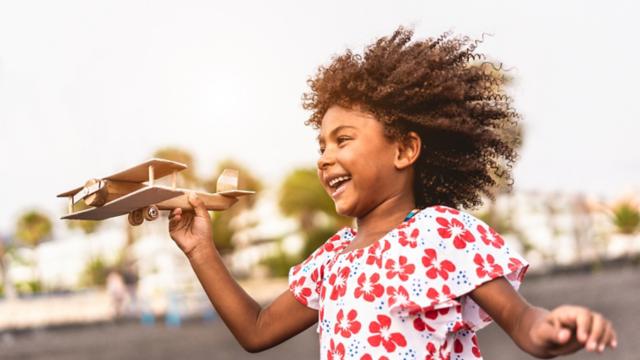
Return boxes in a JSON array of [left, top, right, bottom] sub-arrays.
[[128, 209, 144, 226], [143, 205, 159, 221]]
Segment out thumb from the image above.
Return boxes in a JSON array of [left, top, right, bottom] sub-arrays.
[[188, 192, 209, 219], [536, 317, 572, 345]]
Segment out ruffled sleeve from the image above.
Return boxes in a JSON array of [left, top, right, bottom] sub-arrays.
[[386, 205, 529, 332], [288, 229, 350, 310]]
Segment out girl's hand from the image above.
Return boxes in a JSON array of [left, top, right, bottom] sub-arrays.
[[168, 192, 215, 258], [530, 305, 618, 357]]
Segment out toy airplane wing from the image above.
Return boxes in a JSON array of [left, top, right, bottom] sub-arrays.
[[61, 186, 183, 220], [57, 158, 187, 198], [59, 159, 255, 226]]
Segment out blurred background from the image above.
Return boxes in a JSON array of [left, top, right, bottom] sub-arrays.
[[0, 1, 638, 359]]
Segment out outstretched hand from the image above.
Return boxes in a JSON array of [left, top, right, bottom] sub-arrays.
[[530, 305, 618, 357], [168, 192, 215, 257]]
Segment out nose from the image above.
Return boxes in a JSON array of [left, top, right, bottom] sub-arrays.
[[316, 147, 335, 171]]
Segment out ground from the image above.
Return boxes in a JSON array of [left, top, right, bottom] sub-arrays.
[[1, 264, 638, 360]]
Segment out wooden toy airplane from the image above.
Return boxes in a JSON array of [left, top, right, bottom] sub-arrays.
[[57, 158, 255, 226]]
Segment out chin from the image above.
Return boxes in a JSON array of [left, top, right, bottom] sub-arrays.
[[334, 199, 361, 219]]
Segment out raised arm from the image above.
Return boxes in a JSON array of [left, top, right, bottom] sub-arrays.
[[169, 193, 318, 352], [469, 276, 617, 358]]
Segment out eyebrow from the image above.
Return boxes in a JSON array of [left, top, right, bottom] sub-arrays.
[[316, 125, 357, 143]]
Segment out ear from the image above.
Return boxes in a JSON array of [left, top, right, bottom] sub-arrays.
[[394, 131, 421, 170]]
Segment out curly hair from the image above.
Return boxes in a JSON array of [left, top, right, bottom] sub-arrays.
[[302, 26, 522, 210]]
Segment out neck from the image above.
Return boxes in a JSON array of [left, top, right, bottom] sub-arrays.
[[355, 190, 416, 239]]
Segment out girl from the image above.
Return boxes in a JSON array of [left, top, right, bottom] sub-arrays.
[[169, 27, 618, 359]]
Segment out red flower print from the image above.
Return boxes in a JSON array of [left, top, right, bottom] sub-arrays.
[[360, 355, 389, 360], [290, 276, 312, 305], [426, 287, 439, 303], [327, 339, 345, 360], [508, 257, 523, 273], [415, 306, 451, 333], [329, 266, 350, 300], [365, 240, 390, 268], [477, 224, 504, 249], [346, 248, 365, 262], [422, 248, 456, 280], [454, 338, 463, 353], [425, 341, 437, 360], [384, 256, 415, 281], [311, 267, 322, 294], [474, 253, 504, 279], [334, 309, 361, 338], [397, 214, 417, 230], [386, 285, 420, 314], [291, 263, 302, 276], [425, 285, 457, 309], [436, 216, 475, 249], [354, 273, 384, 302], [471, 334, 482, 357], [434, 205, 459, 215], [398, 228, 420, 248], [368, 315, 407, 353]]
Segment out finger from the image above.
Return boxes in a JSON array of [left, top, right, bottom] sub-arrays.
[[169, 214, 184, 233], [610, 327, 618, 348], [188, 192, 209, 218], [170, 208, 182, 217], [599, 322, 613, 352], [586, 313, 604, 352], [575, 309, 593, 344], [535, 317, 568, 345]]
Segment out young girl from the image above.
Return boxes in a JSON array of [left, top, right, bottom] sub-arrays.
[[168, 27, 618, 359]]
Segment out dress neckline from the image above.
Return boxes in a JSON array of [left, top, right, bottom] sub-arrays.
[[334, 207, 429, 257]]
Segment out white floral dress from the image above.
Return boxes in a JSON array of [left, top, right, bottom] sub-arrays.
[[288, 205, 529, 360]]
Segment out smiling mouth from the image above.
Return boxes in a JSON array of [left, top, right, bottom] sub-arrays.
[[328, 175, 352, 198]]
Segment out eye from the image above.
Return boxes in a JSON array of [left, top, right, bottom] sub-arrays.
[[337, 136, 351, 145], [318, 146, 325, 155]]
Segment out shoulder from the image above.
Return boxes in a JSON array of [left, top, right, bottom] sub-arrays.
[[408, 205, 501, 250]]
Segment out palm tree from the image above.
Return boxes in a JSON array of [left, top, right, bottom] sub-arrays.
[[609, 199, 640, 258], [15, 210, 53, 248], [14, 210, 53, 293]]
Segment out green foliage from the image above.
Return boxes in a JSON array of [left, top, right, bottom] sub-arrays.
[[302, 226, 343, 260], [66, 202, 101, 234], [205, 159, 262, 254], [260, 167, 353, 277], [611, 202, 640, 234], [259, 244, 300, 277], [15, 280, 42, 295], [15, 210, 52, 247], [278, 168, 336, 221], [79, 257, 109, 288], [204, 158, 263, 208], [153, 146, 198, 186]]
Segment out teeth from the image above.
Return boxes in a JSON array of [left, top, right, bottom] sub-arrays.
[[328, 176, 351, 187]]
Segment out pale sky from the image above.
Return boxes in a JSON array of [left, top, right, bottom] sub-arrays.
[[0, 0, 638, 235]]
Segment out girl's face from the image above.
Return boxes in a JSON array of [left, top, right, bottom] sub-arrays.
[[317, 105, 409, 218]]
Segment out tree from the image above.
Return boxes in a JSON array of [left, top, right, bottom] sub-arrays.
[[203, 159, 262, 254], [153, 146, 198, 187], [0, 235, 17, 299], [15, 210, 53, 247], [278, 168, 351, 259], [66, 202, 101, 234], [609, 199, 640, 259]]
